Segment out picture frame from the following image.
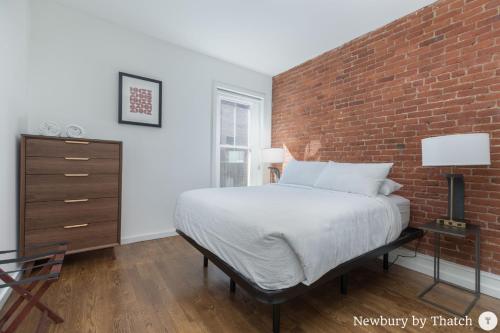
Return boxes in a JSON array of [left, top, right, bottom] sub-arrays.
[[118, 72, 162, 127]]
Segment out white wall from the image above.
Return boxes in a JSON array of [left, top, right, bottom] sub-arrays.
[[27, 0, 273, 243], [0, 0, 30, 307]]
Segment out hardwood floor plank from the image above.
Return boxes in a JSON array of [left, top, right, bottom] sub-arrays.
[[2, 236, 498, 332]]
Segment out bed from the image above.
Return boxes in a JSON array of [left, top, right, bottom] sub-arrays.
[[175, 183, 422, 332]]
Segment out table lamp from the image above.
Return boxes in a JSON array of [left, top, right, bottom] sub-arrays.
[[262, 148, 284, 183], [422, 133, 491, 228]]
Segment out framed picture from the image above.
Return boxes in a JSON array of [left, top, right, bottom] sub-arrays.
[[118, 72, 162, 127]]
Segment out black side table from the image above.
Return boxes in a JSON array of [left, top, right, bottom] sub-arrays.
[[418, 221, 480, 317]]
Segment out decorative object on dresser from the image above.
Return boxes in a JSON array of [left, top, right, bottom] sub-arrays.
[[65, 124, 85, 138], [118, 72, 162, 128], [262, 148, 284, 183], [421, 133, 491, 228], [19, 135, 122, 255], [38, 121, 61, 137]]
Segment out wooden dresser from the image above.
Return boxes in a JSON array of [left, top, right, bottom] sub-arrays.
[[20, 135, 122, 255]]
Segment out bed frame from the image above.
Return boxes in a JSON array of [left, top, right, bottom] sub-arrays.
[[177, 227, 423, 333]]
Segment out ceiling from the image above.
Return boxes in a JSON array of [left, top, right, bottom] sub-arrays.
[[56, 0, 436, 76]]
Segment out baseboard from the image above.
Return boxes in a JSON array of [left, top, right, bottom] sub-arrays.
[[121, 228, 178, 245], [388, 248, 500, 299], [0, 271, 21, 311]]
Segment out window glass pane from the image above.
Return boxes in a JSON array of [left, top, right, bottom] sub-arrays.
[[235, 104, 249, 146], [220, 147, 248, 187], [220, 100, 235, 145]]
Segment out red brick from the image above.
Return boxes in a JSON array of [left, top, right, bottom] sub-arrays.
[[272, 0, 500, 273]]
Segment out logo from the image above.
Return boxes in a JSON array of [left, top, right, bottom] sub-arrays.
[[478, 311, 498, 331]]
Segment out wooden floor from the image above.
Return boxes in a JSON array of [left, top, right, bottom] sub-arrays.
[[2, 236, 499, 333]]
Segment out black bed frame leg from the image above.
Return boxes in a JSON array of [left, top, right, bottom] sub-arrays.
[[229, 279, 236, 293], [383, 253, 389, 271], [203, 256, 208, 267], [340, 274, 348, 295], [273, 304, 280, 333]]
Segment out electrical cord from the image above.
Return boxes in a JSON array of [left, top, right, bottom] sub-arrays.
[[388, 231, 427, 268]]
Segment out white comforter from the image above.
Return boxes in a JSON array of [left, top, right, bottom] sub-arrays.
[[174, 184, 402, 290]]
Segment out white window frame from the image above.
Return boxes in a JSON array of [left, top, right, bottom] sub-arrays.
[[212, 84, 265, 188]]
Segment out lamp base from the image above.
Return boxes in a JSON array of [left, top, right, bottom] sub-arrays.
[[435, 217, 468, 229], [446, 173, 465, 220], [268, 167, 281, 183]]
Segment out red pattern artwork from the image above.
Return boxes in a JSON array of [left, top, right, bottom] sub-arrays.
[[129, 87, 152, 115]]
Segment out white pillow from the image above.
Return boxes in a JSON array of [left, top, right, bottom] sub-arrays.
[[379, 179, 403, 195], [314, 166, 383, 197], [279, 160, 327, 187], [326, 162, 393, 179]]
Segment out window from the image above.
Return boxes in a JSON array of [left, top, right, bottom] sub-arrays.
[[214, 88, 263, 187]]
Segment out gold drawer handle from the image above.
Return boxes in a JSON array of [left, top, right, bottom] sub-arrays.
[[64, 224, 89, 229], [64, 157, 90, 161], [65, 140, 89, 145], [64, 199, 89, 203], [64, 173, 89, 177]]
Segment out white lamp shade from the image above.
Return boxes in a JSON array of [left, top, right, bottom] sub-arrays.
[[422, 133, 491, 166], [262, 148, 284, 163]]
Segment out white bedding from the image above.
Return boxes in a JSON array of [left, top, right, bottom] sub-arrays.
[[388, 194, 410, 229], [174, 184, 404, 290]]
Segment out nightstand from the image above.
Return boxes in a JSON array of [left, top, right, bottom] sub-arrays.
[[418, 221, 480, 316]]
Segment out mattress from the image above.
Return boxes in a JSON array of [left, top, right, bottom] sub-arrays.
[[388, 194, 411, 229], [175, 184, 407, 290]]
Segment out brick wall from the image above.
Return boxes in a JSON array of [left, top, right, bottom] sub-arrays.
[[272, 0, 500, 274]]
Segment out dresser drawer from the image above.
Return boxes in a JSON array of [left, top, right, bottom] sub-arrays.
[[26, 174, 119, 202], [25, 221, 118, 253], [26, 157, 120, 175], [26, 138, 120, 159], [25, 198, 119, 230]]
